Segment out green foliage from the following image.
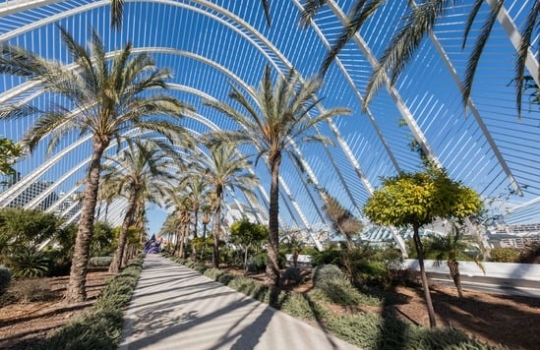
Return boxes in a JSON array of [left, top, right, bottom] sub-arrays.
[[310, 278, 381, 307], [230, 218, 268, 247], [489, 248, 520, 263], [282, 266, 303, 285], [5, 250, 50, 279], [0, 136, 22, 176], [311, 249, 342, 267], [91, 221, 116, 257], [247, 252, 286, 272], [312, 264, 345, 285], [0, 208, 63, 259], [0, 266, 11, 296], [88, 256, 114, 267], [40, 255, 144, 350], [326, 312, 509, 350], [364, 166, 484, 228]]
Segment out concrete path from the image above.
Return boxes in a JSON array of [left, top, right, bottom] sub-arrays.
[[119, 254, 360, 350]]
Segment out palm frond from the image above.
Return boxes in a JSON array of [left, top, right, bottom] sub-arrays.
[[514, 0, 540, 119], [261, 0, 271, 26], [300, 0, 328, 29], [364, 0, 450, 108], [462, 0, 503, 108], [110, 0, 125, 30], [321, 0, 386, 75]]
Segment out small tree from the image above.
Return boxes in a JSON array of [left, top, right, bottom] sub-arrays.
[[423, 224, 484, 298], [364, 165, 483, 328], [230, 218, 268, 270]]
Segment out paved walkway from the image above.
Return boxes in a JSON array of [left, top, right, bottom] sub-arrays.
[[119, 254, 360, 350]]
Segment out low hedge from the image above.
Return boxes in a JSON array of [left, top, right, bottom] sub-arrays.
[[38, 254, 145, 350], [172, 257, 509, 350]]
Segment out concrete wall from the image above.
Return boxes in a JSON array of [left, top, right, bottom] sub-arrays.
[[400, 259, 540, 282]]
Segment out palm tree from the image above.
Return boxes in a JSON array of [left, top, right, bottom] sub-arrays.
[[177, 173, 209, 259], [190, 144, 258, 268], [163, 186, 194, 259], [424, 224, 484, 298], [301, 0, 540, 117], [0, 28, 191, 303], [109, 0, 271, 29], [100, 139, 175, 273], [205, 66, 349, 285]]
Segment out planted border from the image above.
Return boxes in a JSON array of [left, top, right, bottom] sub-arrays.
[[170, 257, 509, 350], [38, 254, 145, 350]]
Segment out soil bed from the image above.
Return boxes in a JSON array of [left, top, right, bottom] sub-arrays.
[[223, 266, 540, 350], [0, 271, 113, 350]]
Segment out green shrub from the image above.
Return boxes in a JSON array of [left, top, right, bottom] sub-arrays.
[[88, 256, 113, 267], [353, 260, 393, 289], [0, 266, 11, 296], [40, 254, 144, 350], [489, 248, 520, 263], [280, 292, 326, 320], [312, 264, 345, 285], [326, 312, 508, 350], [311, 278, 381, 307], [247, 252, 286, 272], [282, 266, 302, 285], [311, 249, 342, 267], [5, 250, 50, 279]]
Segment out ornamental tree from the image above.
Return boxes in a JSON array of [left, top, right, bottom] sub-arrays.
[[364, 165, 483, 328], [230, 218, 268, 270]]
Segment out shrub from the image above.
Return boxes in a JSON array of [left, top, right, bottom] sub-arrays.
[[489, 248, 520, 263], [326, 312, 509, 350], [0, 266, 11, 296], [40, 254, 144, 350], [5, 250, 50, 279], [311, 278, 381, 307], [282, 266, 302, 285], [280, 293, 326, 320], [311, 249, 342, 267], [312, 264, 345, 285], [353, 260, 393, 289], [88, 256, 113, 267], [5, 278, 57, 303], [247, 252, 286, 272]]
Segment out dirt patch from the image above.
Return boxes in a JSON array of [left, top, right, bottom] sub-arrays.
[[0, 271, 113, 350]]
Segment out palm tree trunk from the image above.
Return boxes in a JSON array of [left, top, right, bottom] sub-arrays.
[[266, 151, 281, 286], [412, 223, 437, 328], [212, 186, 223, 268], [109, 191, 138, 273], [448, 259, 463, 298], [191, 207, 199, 260], [65, 140, 107, 304]]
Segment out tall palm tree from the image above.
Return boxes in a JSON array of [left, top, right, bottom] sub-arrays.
[[178, 174, 209, 259], [205, 66, 349, 285], [100, 139, 175, 273], [301, 0, 540, 117], [0, 28, 191, 303], [191, 144, 258, 268]]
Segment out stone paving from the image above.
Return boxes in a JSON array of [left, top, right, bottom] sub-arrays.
[[118, 254, 360, 350]]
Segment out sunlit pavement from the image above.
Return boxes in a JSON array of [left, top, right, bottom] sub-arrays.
[[118, 254, 360, 350]]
